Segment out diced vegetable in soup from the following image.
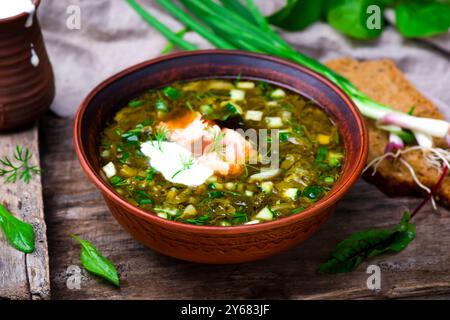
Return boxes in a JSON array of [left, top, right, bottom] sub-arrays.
[[99, 79, 344, 226]]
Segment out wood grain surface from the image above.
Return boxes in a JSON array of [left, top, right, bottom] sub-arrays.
[[0, 126, 50, 300], [40, 115, 450, 300]]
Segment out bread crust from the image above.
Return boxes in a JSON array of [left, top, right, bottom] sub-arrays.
[[325, 58, 449, 206]]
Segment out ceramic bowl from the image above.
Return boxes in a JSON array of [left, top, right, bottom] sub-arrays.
[[74, 50, 368, 264]]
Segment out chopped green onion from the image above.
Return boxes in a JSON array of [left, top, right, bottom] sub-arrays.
[[279, 131, 289, 142], [119, 151, 130, 164], [283, 188, 299, 201], [110, 176, 127, 187], [231, 212, 248, 224], [291, 207, 305, 214], [270, 88, 286, 99], [162, 86, 181, 100], [129, 99, 143, 108], [185, 215, 209, 226], [142, 119, 154, 126], [224, 102, 242, 115], [155, 99, 168, 112], [230, 89, 246, 101], [265, 117, 283, 128], [145, 168, 156, 181], [200, 104, 214, 115], [303, 186, 323, 201], [208, 190, 225, 198], [323, 176, 335, 184], [155, 206, 179, 216], [260, 181, 273, 193], [245, 110, 263, 121], [236, 81, 255, 89], [315, 146, 328, 164], [328, 152, 343, 167], [255, 206, 274, 221]]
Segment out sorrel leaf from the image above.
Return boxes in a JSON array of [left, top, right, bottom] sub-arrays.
[[395, 0, 450, 38], [71, 235, 120, 287], [317, 212, 415, 274], [326, 0, 385, 39], [0, 203, 35, 254], [268, 0, 324, 31]]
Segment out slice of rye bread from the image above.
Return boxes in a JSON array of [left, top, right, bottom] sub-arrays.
[[325, 58, 450, 206]]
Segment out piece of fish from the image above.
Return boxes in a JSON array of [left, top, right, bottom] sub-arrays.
[[161, 112, 255, 176]]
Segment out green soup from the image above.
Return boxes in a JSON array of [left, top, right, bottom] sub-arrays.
[[99, 79, 344, 226]]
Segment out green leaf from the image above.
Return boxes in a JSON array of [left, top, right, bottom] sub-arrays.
[[326, 0, 385, 39], [268, 0, 325, 31], [0, 203, 35, 254], [395, 0, 450, 38], [318, 212, 415, 274], [71, 235, 120, 287]]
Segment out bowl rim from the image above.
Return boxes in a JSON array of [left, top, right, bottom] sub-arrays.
[[74, 49, 368, 235], [0, 0, 41, 24]]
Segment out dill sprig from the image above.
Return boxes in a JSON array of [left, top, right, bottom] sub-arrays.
[[153, 126, 170, 151], [243, 163, 260, 177], [172, 154, 195, 179], [209, 131, 226, 156], [186, 101, 195, 113], [0, 145, 41, 184]]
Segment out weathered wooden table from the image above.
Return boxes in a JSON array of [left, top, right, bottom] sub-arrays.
[[0, 127, 49, 299], [32, 114, 449, 299]]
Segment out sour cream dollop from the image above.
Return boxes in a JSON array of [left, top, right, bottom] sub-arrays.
[[141, 141, 213, 187]]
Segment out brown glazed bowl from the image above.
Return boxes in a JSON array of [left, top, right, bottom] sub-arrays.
[[0, 0, 55, 131], [74, 50, 368, 264]]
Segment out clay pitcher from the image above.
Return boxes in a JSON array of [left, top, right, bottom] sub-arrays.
[[0, 0, 55, 131]]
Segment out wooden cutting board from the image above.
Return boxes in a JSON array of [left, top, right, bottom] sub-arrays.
[[0, 125, 50, 299]]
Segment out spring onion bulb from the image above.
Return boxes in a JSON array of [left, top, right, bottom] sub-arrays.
[[380, 113, 449, 138], [385, 133, 404, 154]]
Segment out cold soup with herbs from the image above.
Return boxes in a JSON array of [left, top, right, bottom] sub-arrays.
[[99, 79, 344, 226]]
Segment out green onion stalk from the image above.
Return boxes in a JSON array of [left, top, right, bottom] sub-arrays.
[[126, 0, 450, 148]]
